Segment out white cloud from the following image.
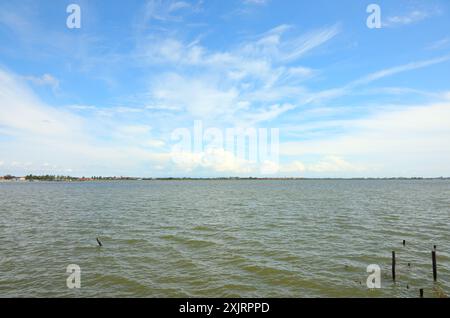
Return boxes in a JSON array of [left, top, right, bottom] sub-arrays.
[[22, 74, 60, 91], [140, 0, 202, 23], [267, 157, 364, 175], [279, 161, 306, 173], [145, 140, 165, 148], [68, 105, 98, 111], [138, 24, 338, 77], [282, 102, 450, 156], [243, 0, 268, 5], [144, 104, 181, 111], [142, 0, 179, 22], [306, 55, 450, 105], [0, 69, 82, 137], [426, 37, 450, 50], [137, 24, 338, 124], [285, 66, 316, 79], [307, 156, 365, 173], [0, 7, 33, 35], [113, 106, 144, 114], [117, 125, 152, 136], [353, 56, 450, 86], [242, 103, 295, 125], [277, 25, 340, 62], [280, 102, 450, 176], [171, 148, 256, 174], [239, 24, 340, 63], [384, 10, 432, 27], [169, 1, 191, 12], [150, 73, 240, 119], [0, 68, 173, 176]]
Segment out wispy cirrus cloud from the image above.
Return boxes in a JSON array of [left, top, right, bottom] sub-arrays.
[[383, 8, 441, 28], [243, 0, 269, 5], [135, 23, 340, 124], [306, 55, 450, 105], [353, 55, 450, 86], [22, 74, 60, 91], [426, 37, 450, 50], [168, 1, 192, 12], [141, 0, 203, 23]]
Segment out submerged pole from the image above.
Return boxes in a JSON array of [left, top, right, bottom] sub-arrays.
[[96, 237, 103, 247], [392, 251, 396, 282], [420, 289, 424, 298], [432, 250, 437, 281]]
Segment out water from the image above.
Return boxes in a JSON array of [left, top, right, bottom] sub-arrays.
[[0, 180, 449, 298]]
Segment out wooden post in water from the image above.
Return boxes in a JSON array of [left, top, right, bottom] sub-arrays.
[[392, 251, 396, 282], [432, 250, 437, 281], [420, 289, 424, 298], [402, 240, 406, 246]]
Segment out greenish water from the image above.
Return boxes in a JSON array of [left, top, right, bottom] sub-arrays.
[[0, 180, 449, 298]]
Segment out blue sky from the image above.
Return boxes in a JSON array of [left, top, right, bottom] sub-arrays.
[[1, 0, 450, 177]]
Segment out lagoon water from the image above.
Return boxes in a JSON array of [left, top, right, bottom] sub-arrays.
[[0, 180, 449, 297]]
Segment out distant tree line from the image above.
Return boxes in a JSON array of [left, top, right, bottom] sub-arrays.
[[25, 174, 80, 181], [2, 175, 449, 182], [21, 175, 141, 181]]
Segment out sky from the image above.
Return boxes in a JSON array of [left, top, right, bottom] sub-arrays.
[[1, 0, 450, 178]]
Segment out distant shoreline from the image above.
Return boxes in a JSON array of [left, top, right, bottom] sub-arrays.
[[1, 176, 450, 182]]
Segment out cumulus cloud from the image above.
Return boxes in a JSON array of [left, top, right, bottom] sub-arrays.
[[169, 148, 365, 176], [279, 161, 306, 173], [171, 149, 254, 174], [262, 157, 364, 175]]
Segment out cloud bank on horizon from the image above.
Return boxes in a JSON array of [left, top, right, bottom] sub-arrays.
[[1, 0, 450, 177]]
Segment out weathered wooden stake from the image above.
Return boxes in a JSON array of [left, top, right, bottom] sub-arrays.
[[96, 237, 103, 247], [392, 251, 396, 281], [402, 240, 406, 246], [420, 289, 424, 298], [432, 250, 437, 281]]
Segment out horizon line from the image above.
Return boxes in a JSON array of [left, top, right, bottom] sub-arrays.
[[1, 174, 450, 181]]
